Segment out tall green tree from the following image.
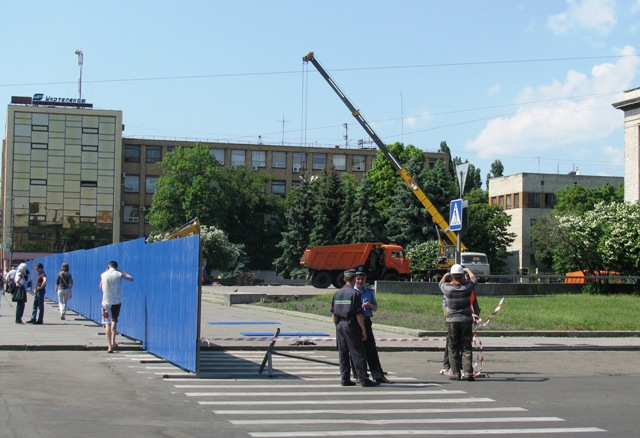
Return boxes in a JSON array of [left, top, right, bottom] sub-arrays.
[[350, 175, 386, 243], [309, 163, 344, 246], [385, 155, 433, 246], [486, 159, 504, 189], [274, 177, 316, 278], [148, 143, 223, 231], [366, 142, 425, 219], [216, 165, 284, 269], [335, 174, 360, 243]]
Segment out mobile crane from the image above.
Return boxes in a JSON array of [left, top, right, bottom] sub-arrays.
[[303, 52, 468, 278]]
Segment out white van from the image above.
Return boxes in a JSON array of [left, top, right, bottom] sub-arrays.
[[461, 252, 490, 282]]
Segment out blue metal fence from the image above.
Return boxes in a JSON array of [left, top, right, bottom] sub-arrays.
[[30, 235, 200, 372]]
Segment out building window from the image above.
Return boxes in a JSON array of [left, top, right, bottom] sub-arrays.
[[352, 155, 366, 171], [210, 148, 225, 165], [167, 146, 176, 153], [333, 154, 346, 171], [231, 150, 246, 167], [271, 180, 286, 196], [490, 196, 497, 205], [505, 194, 512, 209], [125, 145, 141, 163], [146, 146, 162, 164], [31, 143, 48, 150], [81, 181, 98, 187], [252, 150, 266, 168], [528, 193, 540, 208], [82, 127, 98, 134], [82, 145, 98, 152], [146, 176, 159, 193], [292, 152, 306, 171], [272, 151, 286, 168], [32, 125, 49, 132], [514, 193, 520, 208], [497, 196, 504, 207], [292, 180, 301, 188], [123, 205, 139, 223], [312, 153, 327, 170], [30, 179, 47, 186], [124, 175, 140, 193], [544, 193, 557, 209]]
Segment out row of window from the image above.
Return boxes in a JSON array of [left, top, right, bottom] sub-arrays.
[[124, 145, 369, 172], [124, 175, 159, 193], [491, 192, 557, 209], [124, 145, 164, 163]]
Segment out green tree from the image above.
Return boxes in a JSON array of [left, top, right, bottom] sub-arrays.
[[350, 175, 386, 243], [217, 165, 284, 269], [335, 174, 360, 243], [486, 159, 504, 189], [554, 183, 624, 215], [309, 163, 343, 246], [385, 155, 433, 246], [148, 143, 223, 231], [274, 177, 315, 278], [406, 240, 439, 281], [367, 142, 426, 219], [530, 183, 626, 273], [531, 201, 640, 276]]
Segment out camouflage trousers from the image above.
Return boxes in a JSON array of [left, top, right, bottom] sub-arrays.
[[446, 321, 474, 377]]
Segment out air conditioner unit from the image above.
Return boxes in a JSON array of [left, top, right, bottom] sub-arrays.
[[354, 166, 363, 171], [292, 166, 300, 172], [252, 165, 259, 171], [139, 206, 147, 212], [125, 217, 139, 223]]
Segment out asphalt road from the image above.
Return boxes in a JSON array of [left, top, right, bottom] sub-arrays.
[[2, 348, 638, 437]]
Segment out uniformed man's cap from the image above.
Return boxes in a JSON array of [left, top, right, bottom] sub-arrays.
[[343, 268, 356, 276], [354, 268, 366, 277]]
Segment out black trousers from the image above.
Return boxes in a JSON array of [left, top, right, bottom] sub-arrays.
[[336, 319, 369, 383], [351, 317, 384, 379]]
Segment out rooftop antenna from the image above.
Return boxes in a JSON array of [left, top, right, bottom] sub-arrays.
[[74, 50, 84, 101], [279, 115, 290, 145], [343, 123, 349, 147]]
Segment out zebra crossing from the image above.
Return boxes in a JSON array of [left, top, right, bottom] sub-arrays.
[[121, 350, 606, 436]]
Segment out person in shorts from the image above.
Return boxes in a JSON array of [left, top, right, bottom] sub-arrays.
[[99, 261, 134, 353]]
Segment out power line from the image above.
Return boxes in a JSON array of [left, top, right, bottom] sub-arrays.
[[1, 54, 638, 88]]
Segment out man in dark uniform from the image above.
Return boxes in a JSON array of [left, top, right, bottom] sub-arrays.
[[331, 269, 379, 387]]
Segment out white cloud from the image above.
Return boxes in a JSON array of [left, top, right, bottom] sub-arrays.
[[465, 45, 639, 159], [548, 0, 617, 35]]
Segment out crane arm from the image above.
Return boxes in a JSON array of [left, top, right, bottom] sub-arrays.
[[303, 52, 465, 250]]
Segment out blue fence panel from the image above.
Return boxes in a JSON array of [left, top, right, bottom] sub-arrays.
[[30, 235, 200, 373]]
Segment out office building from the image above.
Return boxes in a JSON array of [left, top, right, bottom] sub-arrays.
[[488, 172, 623, 274]]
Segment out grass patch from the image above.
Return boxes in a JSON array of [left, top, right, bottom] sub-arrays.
[[256, 293, 640, 331]]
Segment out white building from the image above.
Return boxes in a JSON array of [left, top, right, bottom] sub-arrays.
[[488, 172, 623, 274], [612, 87, 640, 203]]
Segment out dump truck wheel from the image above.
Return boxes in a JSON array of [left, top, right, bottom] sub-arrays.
[[331, 272, 345, 288], [312, 271, 332, 289], [383, 272, 398, 281]]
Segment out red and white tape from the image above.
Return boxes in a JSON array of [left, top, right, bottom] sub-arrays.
[[472, 297, 505, 377], [200, 336, 445, 345]]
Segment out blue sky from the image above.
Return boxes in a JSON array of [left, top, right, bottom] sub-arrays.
[[2, 0, 639, 183]]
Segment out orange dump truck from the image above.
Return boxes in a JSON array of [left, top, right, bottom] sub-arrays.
[[300, 242, 411, 288]]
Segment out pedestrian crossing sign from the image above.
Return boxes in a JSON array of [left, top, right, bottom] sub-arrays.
[[449, 199, 463, 231]]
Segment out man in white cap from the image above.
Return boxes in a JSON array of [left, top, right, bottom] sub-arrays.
[[439, 264, 480, 381]]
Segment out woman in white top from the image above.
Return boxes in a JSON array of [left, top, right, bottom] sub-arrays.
[[56, 263, 73, 320]]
